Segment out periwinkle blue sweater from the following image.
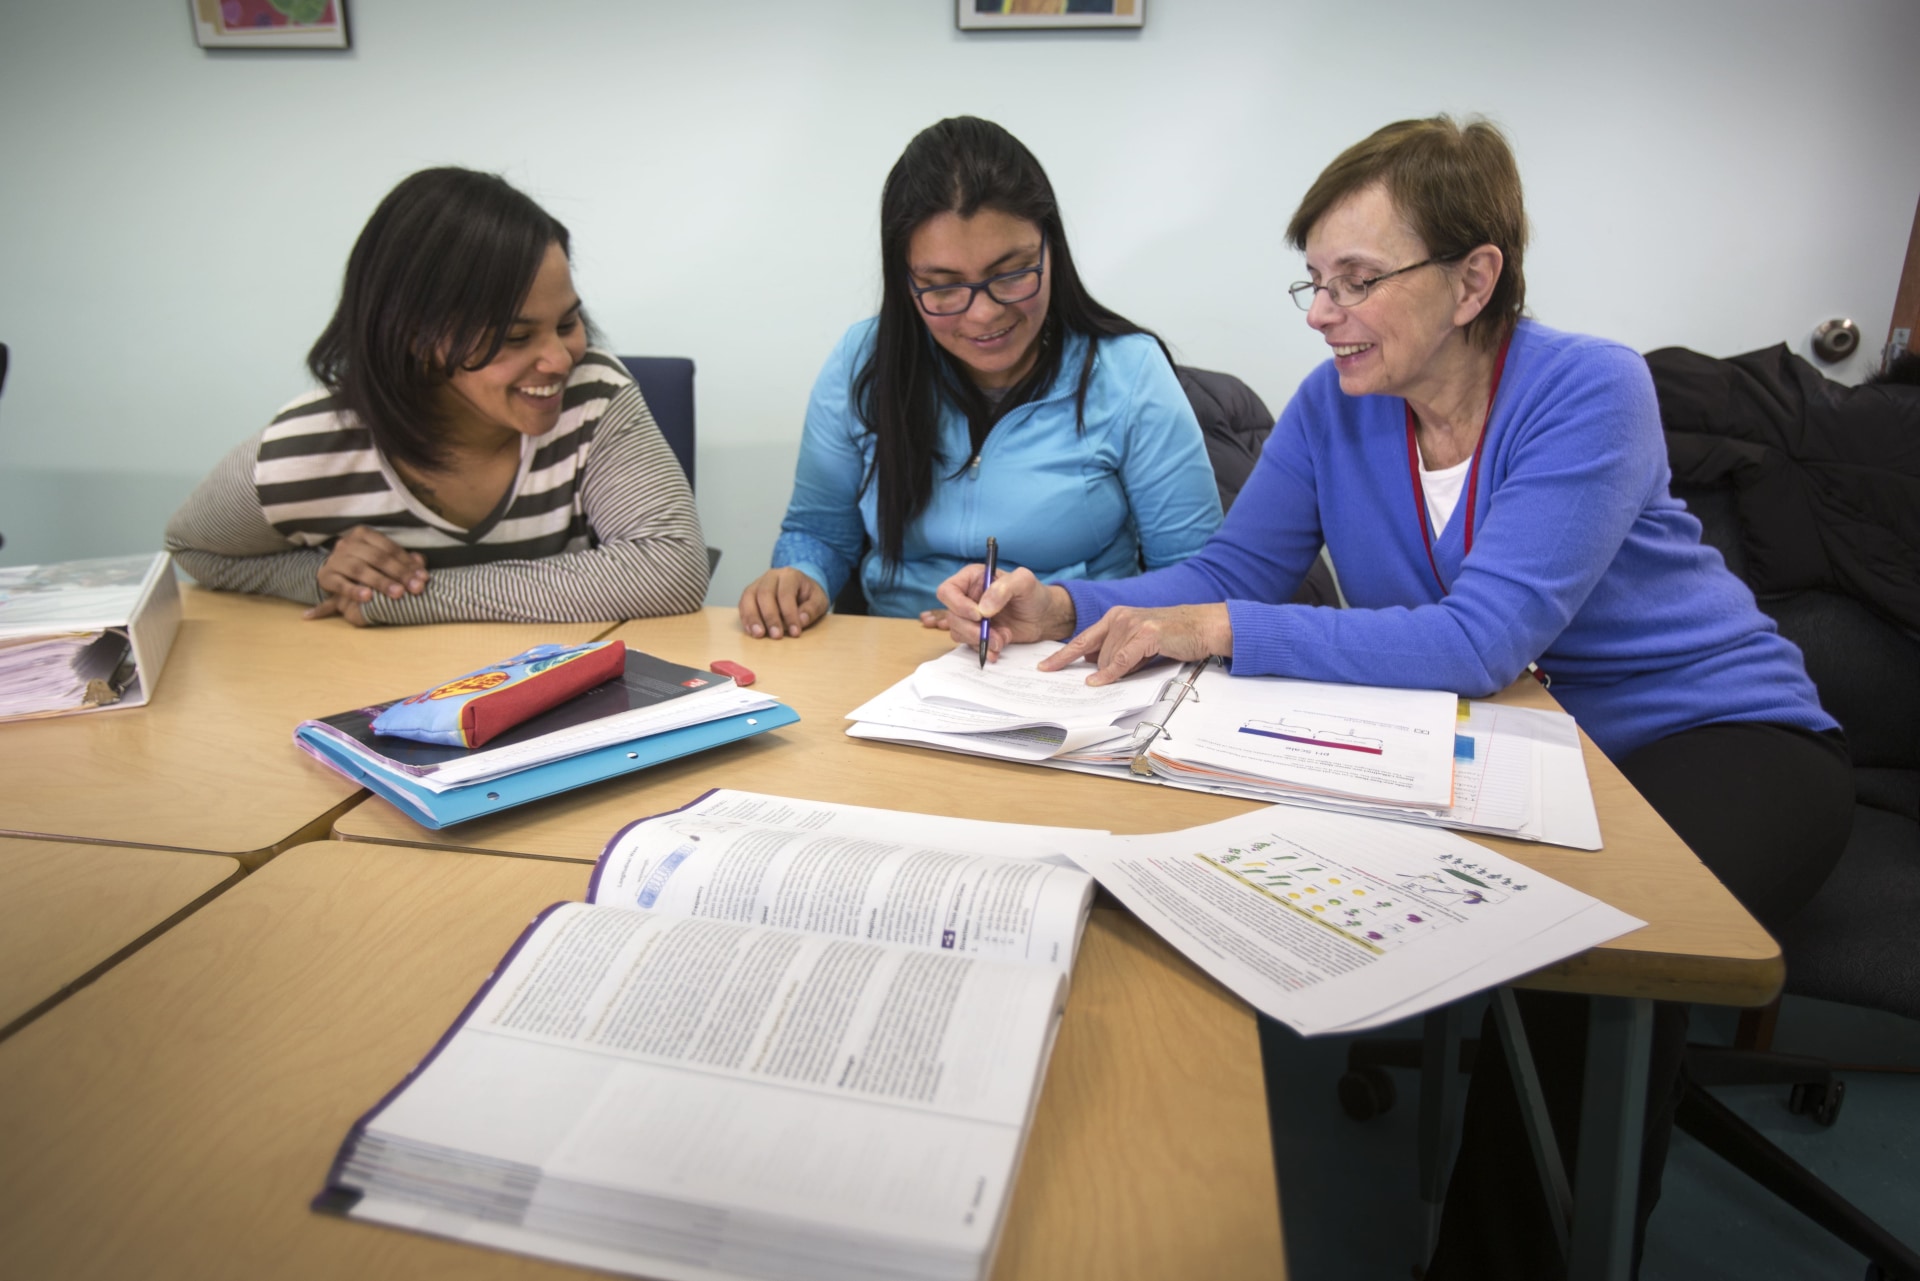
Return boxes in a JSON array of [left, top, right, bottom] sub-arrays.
[[1065, 320, 1835, 761]]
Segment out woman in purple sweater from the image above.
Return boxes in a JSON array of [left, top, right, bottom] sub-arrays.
[[939, 116, 1851, 1278]]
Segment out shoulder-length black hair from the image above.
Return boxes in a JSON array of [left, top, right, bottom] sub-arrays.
[[307, 167, 573, 472], [854, 116, 1169, 571]]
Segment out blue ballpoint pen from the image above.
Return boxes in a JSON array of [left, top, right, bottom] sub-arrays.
[[978, 537, 998, 668]]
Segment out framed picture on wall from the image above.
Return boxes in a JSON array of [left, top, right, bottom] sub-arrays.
[[957, 0, 1143, 31], [190, 0, 351, 49]]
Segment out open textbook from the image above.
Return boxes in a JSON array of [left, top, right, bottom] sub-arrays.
[[1065, 807, 1642, 1037], [849, 646, 1602, 849], [317, 790, 1099, 1281]]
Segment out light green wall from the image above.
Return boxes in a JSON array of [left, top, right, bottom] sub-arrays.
[[2, 0, 1916, 589]]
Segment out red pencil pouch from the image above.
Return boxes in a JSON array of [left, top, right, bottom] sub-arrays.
[[370, 640, 627, 749]]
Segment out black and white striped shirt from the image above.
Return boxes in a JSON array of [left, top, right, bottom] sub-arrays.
[[166, 349, 708, 623]]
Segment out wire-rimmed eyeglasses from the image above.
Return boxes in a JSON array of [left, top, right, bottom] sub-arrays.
[[1287, 251, 1466, 311], [910, 241, 1047, 317]]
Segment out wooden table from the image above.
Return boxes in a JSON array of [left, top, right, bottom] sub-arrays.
[[338, 609, 1782, 1281], [338, 610, 1781, 1007], [0, 585, 610, 865], [0, 839, 1285, 1281], [0, 835, 241, 1037], [1457, 676, 1781, 1007], [338, 608, 1279, 855]]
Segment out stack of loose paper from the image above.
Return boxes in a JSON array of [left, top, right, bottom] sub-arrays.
[[1300, 699, 1603, 848], [848, 645, 1601, 849], [1065, 806, 1642, 1036], [847, 641, 1172, 761]]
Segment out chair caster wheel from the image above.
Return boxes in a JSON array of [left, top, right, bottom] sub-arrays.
[[1788, 1078, 1845, 1127], [1337, 1065, 1396, 1121]]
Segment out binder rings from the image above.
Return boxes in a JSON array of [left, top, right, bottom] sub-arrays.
[[295, 703, 801, 829]]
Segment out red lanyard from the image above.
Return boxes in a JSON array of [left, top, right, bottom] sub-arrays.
[[1405, 331, 1513, 594]]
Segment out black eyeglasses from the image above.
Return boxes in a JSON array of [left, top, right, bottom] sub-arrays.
[[909, 241, 1047, 317], [1287, 251, 1466, 311]]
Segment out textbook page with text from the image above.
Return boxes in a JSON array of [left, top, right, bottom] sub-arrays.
[[318, 790, 1101, 1281]]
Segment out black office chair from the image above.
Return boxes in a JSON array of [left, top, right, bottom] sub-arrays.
[[617, 355, 695, 490], [617, 355, 718, 580], [1179, 364, 1339, 607], [1652, 342, 1920, 1280], [1666, 482, 1920, 1281]]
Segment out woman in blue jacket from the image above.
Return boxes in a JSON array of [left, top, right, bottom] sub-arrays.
[[738, 116, 1222, 637]]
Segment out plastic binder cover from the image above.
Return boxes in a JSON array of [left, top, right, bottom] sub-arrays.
[[296, 703, 801, 829]]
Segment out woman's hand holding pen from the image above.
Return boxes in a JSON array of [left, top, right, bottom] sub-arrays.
[[1038, 604, 1233, 686], [938, 565, 1231, 683], [936, 565, 1076, 657]]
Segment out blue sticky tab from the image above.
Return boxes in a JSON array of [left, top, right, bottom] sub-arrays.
[[1455, 734, 1476, 761]]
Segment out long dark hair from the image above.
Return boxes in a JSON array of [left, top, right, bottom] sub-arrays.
[[307, 167, 573, 472], [853, 116, 1168, 572]]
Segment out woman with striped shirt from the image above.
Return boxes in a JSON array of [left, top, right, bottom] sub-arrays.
[[166, 167, 708, 625]]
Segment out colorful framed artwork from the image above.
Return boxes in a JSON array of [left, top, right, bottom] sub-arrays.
[[190, 0, 351, 49], [957, 0, 1143, 30]]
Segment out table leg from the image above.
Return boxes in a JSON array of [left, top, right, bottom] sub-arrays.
[[1416, 1003, 1462, 1264], [1567, 995, 1653, 1281], [1492, 988, 1574, 1262]]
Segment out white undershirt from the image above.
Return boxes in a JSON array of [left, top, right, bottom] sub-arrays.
[[1419, 454, 1474, 538]]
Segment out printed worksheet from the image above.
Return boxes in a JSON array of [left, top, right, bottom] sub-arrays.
[[1147, 668, 1459, 809], [1066, 807, 1641, 1035]]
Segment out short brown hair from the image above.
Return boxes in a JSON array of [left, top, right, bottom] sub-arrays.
[[1286, 115, 1527, 349]]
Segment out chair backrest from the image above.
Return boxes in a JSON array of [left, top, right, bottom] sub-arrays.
[[617, 356, 695, 492], [1175, 364, 1272, 513], [1175, 362, 1336, 607], [1652, 345, 1920, 817], [1676, 482, 1920, 818]]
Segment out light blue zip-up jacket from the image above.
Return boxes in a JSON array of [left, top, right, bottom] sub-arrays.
[[772, 318, 1224, 618]]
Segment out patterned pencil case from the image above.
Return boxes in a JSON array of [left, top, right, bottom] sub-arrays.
[[370, 640, 627, 749]]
